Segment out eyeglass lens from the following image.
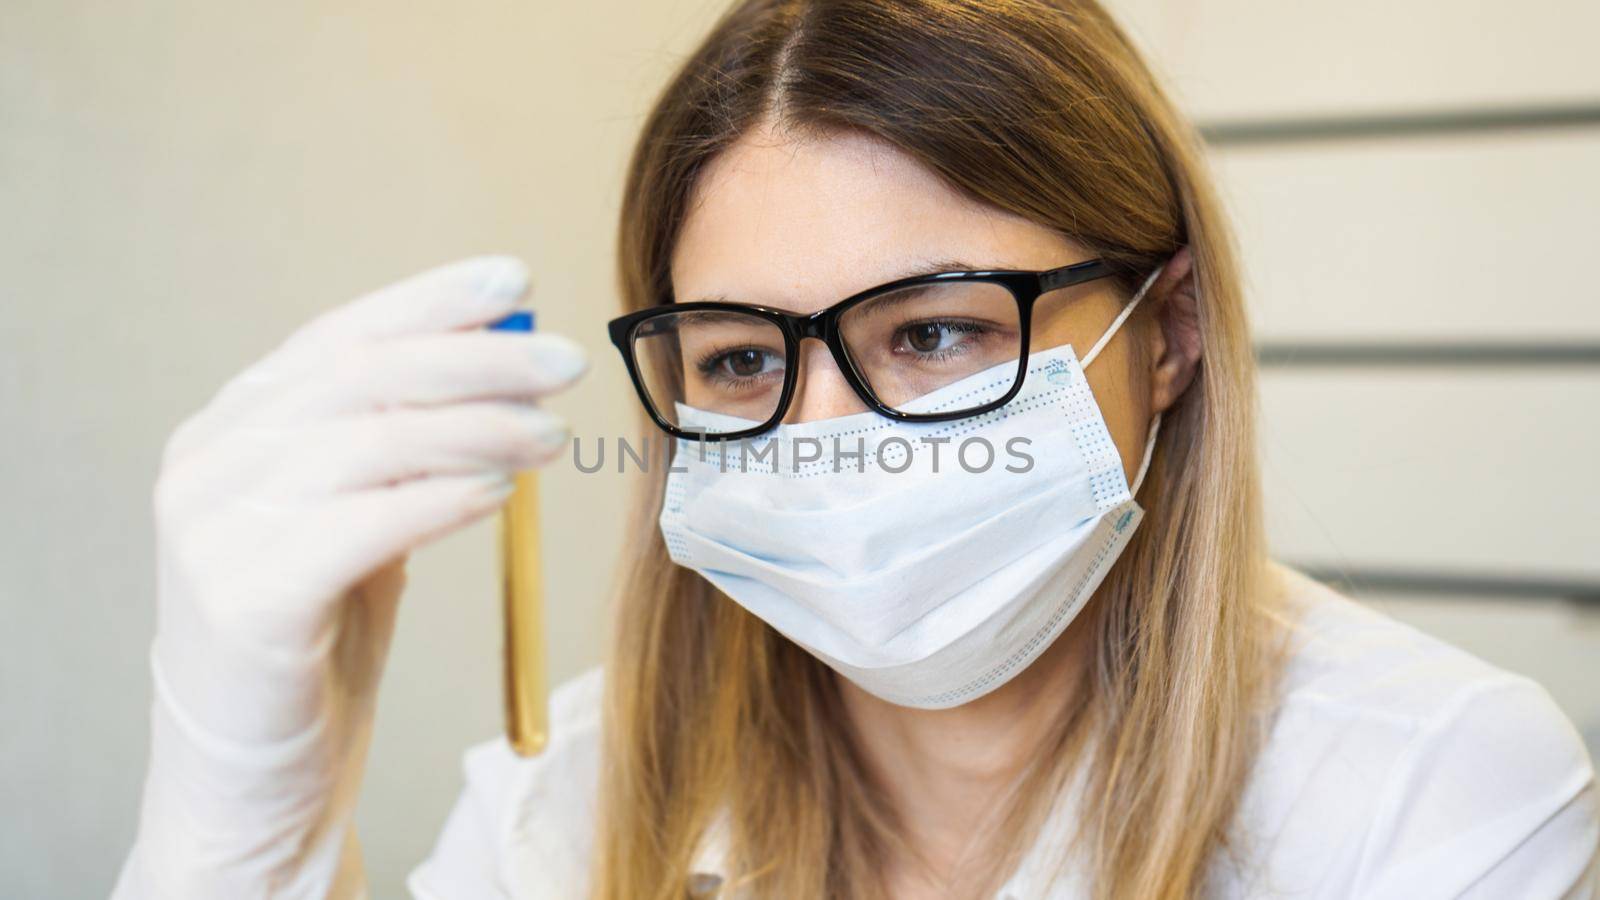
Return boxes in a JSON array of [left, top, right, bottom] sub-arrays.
[[630, 281, 1027, 435]]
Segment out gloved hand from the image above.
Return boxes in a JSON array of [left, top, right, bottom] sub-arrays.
[[112, 256, 586, 899]]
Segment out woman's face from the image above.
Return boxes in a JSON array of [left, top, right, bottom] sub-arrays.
[[670, 123, 1159, 483]]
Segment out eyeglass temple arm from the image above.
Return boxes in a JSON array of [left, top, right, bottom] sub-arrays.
[[1038, 258, 1115, 293]]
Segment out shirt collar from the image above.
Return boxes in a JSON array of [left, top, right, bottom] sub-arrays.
[[686, 773, 1086, 898]]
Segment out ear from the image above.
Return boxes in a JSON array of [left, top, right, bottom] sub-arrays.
[[1145, 245, 1201, 414]]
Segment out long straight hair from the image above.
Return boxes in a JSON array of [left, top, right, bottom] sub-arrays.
[[597, 1, 1281, 896]]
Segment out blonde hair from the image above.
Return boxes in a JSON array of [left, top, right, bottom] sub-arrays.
[[596, 1, 1282, 896]]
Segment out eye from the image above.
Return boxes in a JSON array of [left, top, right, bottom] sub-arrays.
[[895, 320, 983, 355], [906, 323, 943, 353], [723, 348, 768, 377], [697, 345, 784, 383]]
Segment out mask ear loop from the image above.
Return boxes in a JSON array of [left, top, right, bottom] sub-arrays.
[[1130, 411, 1162, 496], [1075, 262, 1167, 498], [1080, 263, 1166, 369]]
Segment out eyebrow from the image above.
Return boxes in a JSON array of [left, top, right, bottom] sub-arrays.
[[653, 309, 774, 329], [679, 257, 985, 305]]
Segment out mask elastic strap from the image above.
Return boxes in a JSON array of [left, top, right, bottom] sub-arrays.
[[1081, 263, 1165, 369], [1130, 412, 1162, 497]]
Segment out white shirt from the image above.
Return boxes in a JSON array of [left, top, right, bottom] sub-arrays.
[[406, 566, 1600, 898]]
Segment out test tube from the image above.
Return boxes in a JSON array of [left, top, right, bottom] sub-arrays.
[[488, 310, 548, 756]]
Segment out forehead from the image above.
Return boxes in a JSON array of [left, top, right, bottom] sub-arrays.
[[669, 123, 1076, 313]]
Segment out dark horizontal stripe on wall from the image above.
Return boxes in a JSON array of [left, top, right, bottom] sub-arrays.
[[1202, 101, 1600, 146], [1296, 563, 1600, 605], [1255, 341, 1600, 367]]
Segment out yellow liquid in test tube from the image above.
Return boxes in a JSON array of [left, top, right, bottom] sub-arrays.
[[500, 468, 548, 756]]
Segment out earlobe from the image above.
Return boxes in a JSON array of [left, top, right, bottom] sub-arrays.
[[1148, 246, 1203, 414]]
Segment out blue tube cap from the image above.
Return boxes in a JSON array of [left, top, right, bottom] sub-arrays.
[[488, 311, 535, 332]]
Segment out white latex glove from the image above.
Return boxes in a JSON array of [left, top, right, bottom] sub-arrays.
[[112, 256, 585, 899]]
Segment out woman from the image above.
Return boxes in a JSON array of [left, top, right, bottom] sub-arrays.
[[114, 0, 1598, 897]]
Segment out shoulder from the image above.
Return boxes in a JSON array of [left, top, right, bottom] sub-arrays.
[[408, 666, 606, 900], [1267, 563, 1587, 751], [1222, 565, 1599, 898]]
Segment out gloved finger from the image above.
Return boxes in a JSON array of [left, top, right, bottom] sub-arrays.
[[161, 256, 531, 467], [256, 402, 570, 498], [157, 396, 569, 528], [280, 255, 531, 354], [153, 422, 286, 538], [242, 330, 588, 426], [160, 350, 319, 468], [265, 472, 516, 610], [162, 373, 277, 471]]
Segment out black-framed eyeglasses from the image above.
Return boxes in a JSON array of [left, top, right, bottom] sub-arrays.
[[606, 258, 1116, 441]]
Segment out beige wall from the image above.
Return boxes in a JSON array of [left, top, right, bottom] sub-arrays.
[[2, 1, 1596, 897], [0, 1, 729, 893]]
